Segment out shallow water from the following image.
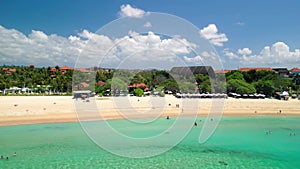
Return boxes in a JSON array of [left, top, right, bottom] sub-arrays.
[[1, 116, 300, 168]]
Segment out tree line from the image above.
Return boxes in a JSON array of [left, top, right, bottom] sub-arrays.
[[1, 66, 299, 97]]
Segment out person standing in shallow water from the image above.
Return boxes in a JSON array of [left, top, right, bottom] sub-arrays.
[[13, 152, 16, 157]]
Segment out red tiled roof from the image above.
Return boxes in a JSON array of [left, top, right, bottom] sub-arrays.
[[9, 68, 16, 73], [238, 67, 274, 72], [50, 67, 57, 72], [214, 70, 232, 74], [78, 68, 92, 73], [97, 81, 106, 86], [80, 82, 90, 88], [59, 65, 74, 71], [128, 83, 147, 88], [290, 68, 300, 73]]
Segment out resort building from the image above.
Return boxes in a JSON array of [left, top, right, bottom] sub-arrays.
[[59, 65, 74, 74], [2, 68, 16, 74], [289, 67, 300, 77], [272, 68, 290, 77]]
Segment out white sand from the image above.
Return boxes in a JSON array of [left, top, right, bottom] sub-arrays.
[[0, 95, 300, 126]]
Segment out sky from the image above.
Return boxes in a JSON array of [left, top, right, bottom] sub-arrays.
[[0, 0, 300, 69]]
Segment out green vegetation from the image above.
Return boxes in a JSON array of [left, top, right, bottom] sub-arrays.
[[0, 66, 72, 94], [134, 88, 144, 97], [0, 65, 299, 97]]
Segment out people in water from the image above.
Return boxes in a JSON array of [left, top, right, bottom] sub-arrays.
[[166, 116, 170, 120], [0, 152, 17, 160], [194, 121, 197, 126], [266, 130, 272, 135]]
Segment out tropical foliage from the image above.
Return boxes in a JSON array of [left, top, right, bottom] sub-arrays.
[[0, 65, 299, 96]]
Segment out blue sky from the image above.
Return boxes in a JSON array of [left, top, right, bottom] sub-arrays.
[[0, 0, 300, 69]]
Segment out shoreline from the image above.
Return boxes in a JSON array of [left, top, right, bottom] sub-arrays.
[[2, 113, 300, 127], [1, 96, 300, 126]]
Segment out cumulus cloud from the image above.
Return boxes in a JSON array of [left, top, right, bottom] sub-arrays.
[[241, 42, 300, 67], [119, 4, 147, 18], [109, 31, 197, 68], [0, 25, 81, 66], [223, 48, 239, 59], [223, 42, 300, 68], [237, 48, 252, 55], [183, 55, 203, 63], [199, 24, 228, 46], [0, 25, 199, 69]]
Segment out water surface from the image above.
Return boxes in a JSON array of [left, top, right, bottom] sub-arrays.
[[1, 116, 300, 168]]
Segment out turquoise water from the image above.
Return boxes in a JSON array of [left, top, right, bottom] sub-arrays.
[[1, 116, 300, 168]]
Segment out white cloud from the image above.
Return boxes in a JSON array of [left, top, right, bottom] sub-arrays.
[[223, 42, 300, 68], [237, 48, 252, 55], [183, 55, 203, 63], [223, 48, 239, 59], [119, 4, 147, 18], [114, 31, 196, 55], [144, 21, 152, 28], [199, 24, 228, 46], [0, 26, 72, 65], [0, 25, 198, 69], [244, 42, 300, 67]]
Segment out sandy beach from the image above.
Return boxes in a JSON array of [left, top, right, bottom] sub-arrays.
[[0, 95, 300, 126]]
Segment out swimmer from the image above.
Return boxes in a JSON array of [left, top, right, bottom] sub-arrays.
[[13, 152, 16, 157], [1, 155, 3, 159], [166, 116, 170, 120], [194, 122, 198, 126]]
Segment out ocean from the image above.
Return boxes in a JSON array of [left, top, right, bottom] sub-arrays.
[[1, 116, 300, 168]]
